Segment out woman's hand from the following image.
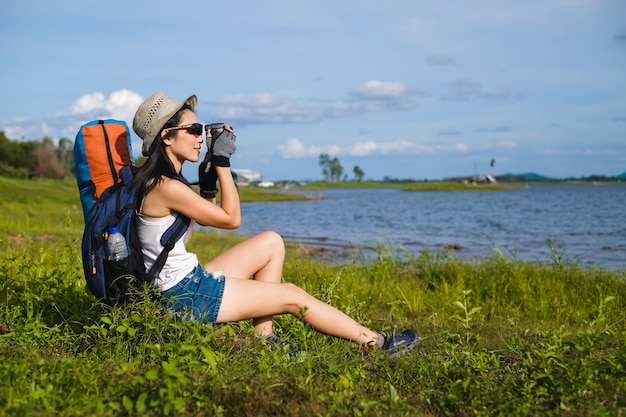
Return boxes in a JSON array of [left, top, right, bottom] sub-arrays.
[[205, 123, 236, 167]]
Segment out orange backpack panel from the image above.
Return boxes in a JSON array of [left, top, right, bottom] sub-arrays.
[[74, 120, 135, 222]]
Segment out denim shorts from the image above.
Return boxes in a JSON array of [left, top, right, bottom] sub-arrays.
[[160, 264, 225, 324]]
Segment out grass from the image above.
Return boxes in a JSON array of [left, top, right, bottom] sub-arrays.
[[1, 177, 625, 416], [400, 181, 518, 192], [294, 180, 518, 192]]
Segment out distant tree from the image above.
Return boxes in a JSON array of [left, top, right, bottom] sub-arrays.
[[329, 157, 343, 182], [57, 137, 75, 177], [0, 131, 38, 177], [37, 138, 66, 179], [353, 165, 365, 182], [490, 159, 495, 177], [319, 154, 344, 182], [0, 132, 78, 178], [319, 153, 331, 181]]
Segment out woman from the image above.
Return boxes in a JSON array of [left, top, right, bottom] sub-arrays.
[[131, 91, 418, 355]]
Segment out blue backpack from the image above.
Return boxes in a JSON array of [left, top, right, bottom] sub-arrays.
[[74, 120, 190, 304]]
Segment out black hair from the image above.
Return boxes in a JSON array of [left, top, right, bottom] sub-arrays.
[[132, 105, 193, 202]]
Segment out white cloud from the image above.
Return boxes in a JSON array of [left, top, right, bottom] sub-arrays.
[[362, 140, 418, 155], [72, 92, 105, 114], [277, 138, 340, 158], [352, 80, 407, 98], [442, 79, 525, 102], [499, 140, 517, 150], [577, 148, 619, 156], [277, 138, 307, 158], [344, 140, 472, 156], [71, 89, 143, 122], [5, 81, 425, 142], [346, 140, 379, 156], [216, 93, 284, 107], [211, 93, 324, 123], [41, 122, 52, 136], [278, 138, 473, 159], [104, 89, 144, 121], [4, 126, 26, 140], [455, 143, 469, 152], [475, 140, 518, 151], [209, 80, 422, 125], [3, 89, 144, 141]]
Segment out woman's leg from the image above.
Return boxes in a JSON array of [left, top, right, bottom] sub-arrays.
[[203, 231, 285, 336], [216, 278, 379, 344]]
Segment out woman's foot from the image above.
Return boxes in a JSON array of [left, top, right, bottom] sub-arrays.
[[377, 330, 419, 356]]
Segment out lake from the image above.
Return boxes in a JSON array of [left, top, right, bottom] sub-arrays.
[[214, 184, 626, 270]]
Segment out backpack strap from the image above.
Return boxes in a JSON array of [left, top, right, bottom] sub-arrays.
[[105, 166, 134, 231], [146, 214, 191, 281], [120, 165, 134, 184]]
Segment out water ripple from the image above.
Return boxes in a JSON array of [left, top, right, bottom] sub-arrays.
[[206, 184, 626, 270]]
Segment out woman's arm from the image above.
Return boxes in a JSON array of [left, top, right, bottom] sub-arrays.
[[146, 176, 241, 229], [214, 166, 241, 227]]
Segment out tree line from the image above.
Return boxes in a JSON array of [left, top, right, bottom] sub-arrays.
[[1, 131, 369, 183], [4, 131, 620, 183], [0, 131, 74, 179], [319, 153, 365, 182]]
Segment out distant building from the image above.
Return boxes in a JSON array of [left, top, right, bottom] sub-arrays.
[[232, 168, 262, 186], [468, 174, 496, 184]]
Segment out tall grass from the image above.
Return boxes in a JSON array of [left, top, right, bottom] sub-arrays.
[[1, 177, 625, 416]]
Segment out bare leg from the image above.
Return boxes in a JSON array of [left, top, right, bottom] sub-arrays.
[[215, 278, 379, 344], [203, 231, 285, 336]]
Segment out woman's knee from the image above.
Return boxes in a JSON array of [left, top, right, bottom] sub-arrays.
[[258, 231, 285, 255]]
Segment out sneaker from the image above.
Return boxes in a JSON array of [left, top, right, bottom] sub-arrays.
[[379, 330, 419, 356], [264, 333, 307, 358]]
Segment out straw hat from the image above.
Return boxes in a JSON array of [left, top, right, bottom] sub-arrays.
[[133, 92, 197, 156]]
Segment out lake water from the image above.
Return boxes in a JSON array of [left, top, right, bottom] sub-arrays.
[[214, 184, 626, 270]]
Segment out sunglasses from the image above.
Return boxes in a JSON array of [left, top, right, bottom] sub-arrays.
[[162, 123, 204, 136]]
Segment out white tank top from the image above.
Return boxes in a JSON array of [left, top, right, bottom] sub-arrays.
[[136, 212, 198, 291]]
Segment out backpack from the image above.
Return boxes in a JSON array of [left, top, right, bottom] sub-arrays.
[[74, 119, 190, 304], [75, 119, 135, 223]]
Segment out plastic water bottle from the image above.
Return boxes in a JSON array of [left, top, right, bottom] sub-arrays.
[[107, 226, 128, 261]]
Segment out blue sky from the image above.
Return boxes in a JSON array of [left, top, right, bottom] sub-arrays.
[[1, 0, 625, 181]]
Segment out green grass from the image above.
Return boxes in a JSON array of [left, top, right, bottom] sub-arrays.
[[1, 177, 625, 416], [237, 185, 315, 201], [294, 181, 405, 189], [400, 181, 518, 191], [0, 176, 310, 237], [295, 180, 518, 192]]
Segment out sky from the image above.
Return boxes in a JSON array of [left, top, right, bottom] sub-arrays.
[[1, 0, 625, 182]]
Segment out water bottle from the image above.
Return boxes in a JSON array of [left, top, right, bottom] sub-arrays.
[[107, 226, 128, 261]]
